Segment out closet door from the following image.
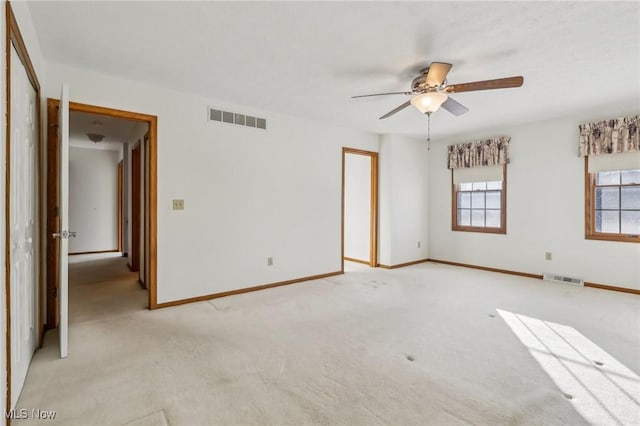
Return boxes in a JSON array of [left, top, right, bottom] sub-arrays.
[[9, 42, 38, 407]]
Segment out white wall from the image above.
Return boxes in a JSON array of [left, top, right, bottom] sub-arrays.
[[69, 145, 120, 253], [378, 134, 430, 266], [1, 2, 47, 419], [44, 63, 379, 303], [428, 107, 640, 290], [344, 153, 371, 262], [378, 135, 392, 265]]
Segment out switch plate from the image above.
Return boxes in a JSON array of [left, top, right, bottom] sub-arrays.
[[545, 252, 552, 261], [417, 241, 421, 248], [172, 199, 184, 210], [267, 257, 273, 266]]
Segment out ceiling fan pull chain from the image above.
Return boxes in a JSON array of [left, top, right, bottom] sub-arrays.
[[426, 112, 431, 150]]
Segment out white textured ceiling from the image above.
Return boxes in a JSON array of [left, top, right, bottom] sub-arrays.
[[28, 1, 640, 139]]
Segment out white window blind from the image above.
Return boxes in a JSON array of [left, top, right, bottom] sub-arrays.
[[588, 152, 640, 173], [453, 164, 503, 184]]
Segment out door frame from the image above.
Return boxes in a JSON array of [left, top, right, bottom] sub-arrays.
[[117, 160, 123, 253], [341, 147, 379, 269], [45, 100, 159, 321], [130, 143, 141, 274], [5, 0, 43, 414]]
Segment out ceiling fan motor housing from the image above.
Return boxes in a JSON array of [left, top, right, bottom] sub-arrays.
[[411, 71, 443, 92], [411, 75, 426, 91]]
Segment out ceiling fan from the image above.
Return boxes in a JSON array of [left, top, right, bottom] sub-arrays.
[[352, 62, 524, 120]]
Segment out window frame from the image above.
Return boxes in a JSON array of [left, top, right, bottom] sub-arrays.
[[451, 164, 507, 234], [584, 156, 640, 243]]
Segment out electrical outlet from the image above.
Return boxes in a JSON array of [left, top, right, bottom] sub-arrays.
[[545, 252, 552, 261], [172, 199, 184, 210], [267, 257, 273, 266]]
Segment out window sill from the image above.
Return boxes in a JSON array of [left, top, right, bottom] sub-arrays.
[[452, 226, 506, 235], [586, 234, 640, 243]]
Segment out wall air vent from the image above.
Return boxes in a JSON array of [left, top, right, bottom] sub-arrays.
[[222, 111, 234, 124], [543, 273, 584, 286], [208, 107, 266, 130]]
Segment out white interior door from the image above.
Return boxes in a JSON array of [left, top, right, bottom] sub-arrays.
[[58, 84, 70, 358], [9, 43, 37, 408]]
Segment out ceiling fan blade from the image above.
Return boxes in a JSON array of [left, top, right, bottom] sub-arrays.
[[426, 62, 452, 86], [352, 91, 412, 99], [379, 100, 412, 120], [445, 76, 524, 93], [440, 97, 469, 116]]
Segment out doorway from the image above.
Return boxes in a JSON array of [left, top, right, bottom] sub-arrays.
[[341, 148, 379, 269], [46, 100, 159, 334]]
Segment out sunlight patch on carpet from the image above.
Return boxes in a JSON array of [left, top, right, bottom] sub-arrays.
[[497, 309, 639, 425]]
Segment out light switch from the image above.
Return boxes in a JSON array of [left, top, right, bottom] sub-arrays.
[[172, 199, 184, 210]]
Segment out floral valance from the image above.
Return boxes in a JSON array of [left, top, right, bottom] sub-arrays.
[[447, 137, 510, 169], [578, 115, 639, 156]]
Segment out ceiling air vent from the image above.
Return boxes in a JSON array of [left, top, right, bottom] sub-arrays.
[[543, 273, 584, 286], [208, 107, 266, 130]]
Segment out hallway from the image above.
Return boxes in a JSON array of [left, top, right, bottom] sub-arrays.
[[15, 254, 154, 425], [68, 253, 147, 324]]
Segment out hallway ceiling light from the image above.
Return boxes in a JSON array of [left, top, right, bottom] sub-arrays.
[[87, 133, 104, 143]]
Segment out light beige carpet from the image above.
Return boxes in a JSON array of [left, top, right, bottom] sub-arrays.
[[14, 256, 640, 425]]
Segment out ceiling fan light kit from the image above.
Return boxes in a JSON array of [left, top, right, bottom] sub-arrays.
[[410, 92, 448, 114]]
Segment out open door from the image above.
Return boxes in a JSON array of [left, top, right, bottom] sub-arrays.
[[57, 84, 70, 358]]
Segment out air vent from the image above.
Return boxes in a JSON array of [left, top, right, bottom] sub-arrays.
[[208, 107, 266, 130], [543, 273, 584, 286], [222, 111, 234, 124], [209, 109, 222, 122]]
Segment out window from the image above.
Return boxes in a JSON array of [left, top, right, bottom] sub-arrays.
[[586, 157, 640, 243], [452, 165, 506, 234]]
